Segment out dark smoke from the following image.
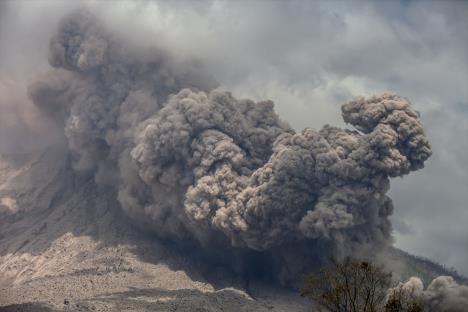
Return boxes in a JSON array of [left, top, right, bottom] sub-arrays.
[[29, 10, 432, 284]]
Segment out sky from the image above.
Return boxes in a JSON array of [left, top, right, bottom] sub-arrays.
[[0, 0, 467, 275]]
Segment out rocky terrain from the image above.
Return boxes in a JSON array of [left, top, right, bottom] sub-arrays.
[[0, 147, 311, 311]]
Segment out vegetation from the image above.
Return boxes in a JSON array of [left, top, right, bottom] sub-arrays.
[[301, 259, 423, 312], [386, 248, 467, 285]]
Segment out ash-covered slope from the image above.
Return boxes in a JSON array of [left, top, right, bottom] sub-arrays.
[[0, 147, 309, 311], [0, 149, 464, 312]]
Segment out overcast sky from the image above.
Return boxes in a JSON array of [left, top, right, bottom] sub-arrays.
[[1, 0, 467, 275]]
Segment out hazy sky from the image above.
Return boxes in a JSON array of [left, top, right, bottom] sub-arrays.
[[1, 0, 467, 274]]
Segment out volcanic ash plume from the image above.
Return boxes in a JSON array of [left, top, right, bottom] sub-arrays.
[[29, 10, 431, 281], [388, 276, 468, 312]]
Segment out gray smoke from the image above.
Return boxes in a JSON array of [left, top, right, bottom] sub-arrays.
[[0, 79, 62, 153], [388, 276, 468, 312], [29, 10, 432, 283]]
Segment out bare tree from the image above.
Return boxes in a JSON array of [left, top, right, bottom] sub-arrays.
[[301, 258, 392, 312]]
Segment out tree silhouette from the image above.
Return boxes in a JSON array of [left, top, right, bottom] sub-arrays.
[[301, 258, 392, 312]]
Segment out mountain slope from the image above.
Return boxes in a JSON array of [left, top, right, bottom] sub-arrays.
[[380, 247, 468, 286], [0, 147, 309, 311], [1, 147, 465, 311]]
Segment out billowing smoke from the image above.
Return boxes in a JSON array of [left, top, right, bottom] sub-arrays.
[[388, 276, 468, 312], [29, 10, 432, 283]]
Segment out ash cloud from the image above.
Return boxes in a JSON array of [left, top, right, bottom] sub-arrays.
[[0, 79, 62, 154], [389, 276, 468, 312], [0, 1, 67, 154], [29, 10, 433, 283]]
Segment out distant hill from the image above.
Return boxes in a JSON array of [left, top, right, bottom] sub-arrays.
[[383, 247, 467, 286]]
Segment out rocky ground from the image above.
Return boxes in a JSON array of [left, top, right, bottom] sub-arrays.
[[0, 148, 310, 311]]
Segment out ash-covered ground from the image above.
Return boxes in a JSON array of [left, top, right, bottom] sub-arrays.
[[0, 147, 310, 311]]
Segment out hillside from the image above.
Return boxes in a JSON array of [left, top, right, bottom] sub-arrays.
[[0, 147, 310, 311], [382, 247, 468, 286], [0, 147, 465, 312]]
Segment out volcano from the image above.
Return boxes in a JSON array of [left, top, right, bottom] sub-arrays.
[[1, 8, 466, 312]]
